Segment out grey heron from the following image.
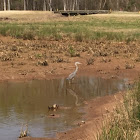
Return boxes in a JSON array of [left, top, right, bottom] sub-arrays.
[[67, 62, 81, 81]]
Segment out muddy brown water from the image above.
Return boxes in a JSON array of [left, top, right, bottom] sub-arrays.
[[0, 76, 128, 140]]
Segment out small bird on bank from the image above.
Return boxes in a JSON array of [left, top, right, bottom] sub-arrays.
[[48, 104, 59, 111], [67, 62, 81, 81]]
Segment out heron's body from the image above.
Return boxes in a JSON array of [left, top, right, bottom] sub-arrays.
[[67, 62, 81, 81]]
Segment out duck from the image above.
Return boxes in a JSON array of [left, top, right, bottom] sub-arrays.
[[48, 104, 59, 111]]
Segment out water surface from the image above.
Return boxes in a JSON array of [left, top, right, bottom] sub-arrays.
[[0, 76, 128, 140]]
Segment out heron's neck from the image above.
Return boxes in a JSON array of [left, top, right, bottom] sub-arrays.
[[75, 64, 78, 72]]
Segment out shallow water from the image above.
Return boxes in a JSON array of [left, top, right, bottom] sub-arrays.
[[0, 76, 128, 140]]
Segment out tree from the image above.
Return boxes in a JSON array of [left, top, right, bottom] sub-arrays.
[[24, 0, 26, 10], [63, 0, 66, 11], [43, 0, 46, 11], [3, 0, 6, 10], [47, 0, 52, 11], [33, 0, 36, 10], [7, 0, 10, 10]]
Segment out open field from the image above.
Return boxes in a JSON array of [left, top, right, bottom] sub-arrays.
[[0, 11, 140, 41], [0, 11, 140, 140]]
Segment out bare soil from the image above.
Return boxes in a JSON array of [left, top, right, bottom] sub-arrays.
[[0, 36, 140, 82]]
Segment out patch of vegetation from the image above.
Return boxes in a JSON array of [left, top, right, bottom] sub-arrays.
[[68, 45, 80, 57], [53, 33, 62, 41], [98, 81, 140, 140], [0, 13, 140, 41], [75, 33, 84, 42], [22, 30, 35, 40], [86, 58, 94, 65], [35, 53, 43, 59], [68, 45, 76, 57]]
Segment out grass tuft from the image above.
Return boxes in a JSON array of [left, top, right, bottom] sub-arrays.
[[22, 30, 35, 40]]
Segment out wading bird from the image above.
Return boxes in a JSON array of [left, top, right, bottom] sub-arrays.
[[67, 62, 81, 81]]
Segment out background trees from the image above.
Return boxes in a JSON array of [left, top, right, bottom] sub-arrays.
[[0, 0, 139, 11]]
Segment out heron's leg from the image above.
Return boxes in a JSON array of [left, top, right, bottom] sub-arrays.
[[70, 78, 74, 84], [71, 78, 77, 84], [67, 79, 72, 84]]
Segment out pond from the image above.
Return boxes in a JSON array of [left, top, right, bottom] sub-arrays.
[[0, 76, 128, 140]]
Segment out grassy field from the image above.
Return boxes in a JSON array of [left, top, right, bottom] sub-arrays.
[[0, 11, 140, 41]]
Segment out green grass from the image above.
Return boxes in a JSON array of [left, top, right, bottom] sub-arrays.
[[98, 81, 140, 140], [0, 14, 140, 41]]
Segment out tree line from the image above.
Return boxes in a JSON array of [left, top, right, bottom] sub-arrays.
[[0, 0, 140, 11]]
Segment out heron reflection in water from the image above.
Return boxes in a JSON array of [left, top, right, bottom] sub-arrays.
[[65, 62, 82, 105], [67, 88, 80, 106]]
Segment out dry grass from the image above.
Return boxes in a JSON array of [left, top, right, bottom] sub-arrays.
[[0, 10, 139, 22], [97, 82, 140, 140], [0, 11, 63, 22]]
